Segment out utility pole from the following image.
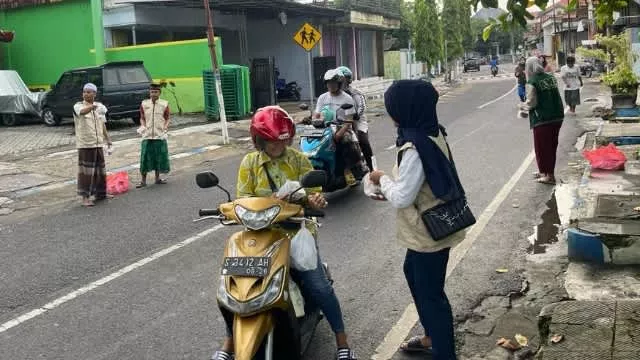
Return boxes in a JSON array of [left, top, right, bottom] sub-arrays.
[[203, 0, 229, 144]]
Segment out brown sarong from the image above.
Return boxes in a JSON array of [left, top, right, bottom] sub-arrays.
[[77, 148, 107, 198]]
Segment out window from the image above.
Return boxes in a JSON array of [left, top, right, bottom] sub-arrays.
[[117, 67, 150, 84], [87, 70, 103, 88], [103, 68, 119, 86], [57, 72, 86, 93], [103, 66, 150, 86]]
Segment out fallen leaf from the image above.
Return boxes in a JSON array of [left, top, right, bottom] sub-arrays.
[[496, 337, 520, 351], [550, 334, 564, 344], [496, 268, 509, 273], [515, 334, 528, 347]]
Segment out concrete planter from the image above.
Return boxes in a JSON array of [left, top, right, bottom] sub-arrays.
[[611, 91, 637, 109]]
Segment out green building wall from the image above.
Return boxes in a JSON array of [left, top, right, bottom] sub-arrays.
[[105, 38, 223, 113], [0, 0, 95, 87], [1, 0, 226, 114]]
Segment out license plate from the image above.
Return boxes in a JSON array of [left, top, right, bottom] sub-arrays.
[[301, 128, 325, 138], [221, 257, 271, 277]]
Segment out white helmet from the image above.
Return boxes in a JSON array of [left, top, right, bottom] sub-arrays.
[[323, 69, 344, 83]]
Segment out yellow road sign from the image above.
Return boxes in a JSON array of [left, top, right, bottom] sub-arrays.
[[293, 22, 322, 52]]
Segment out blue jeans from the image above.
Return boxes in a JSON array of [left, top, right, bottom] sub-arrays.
[[404, 248, 456, 360], [518, 84, 527, 102], [221, 255, 345, 336]]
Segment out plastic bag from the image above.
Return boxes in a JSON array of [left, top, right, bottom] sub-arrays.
[[583, 143, 627, 171], [106, 171, 130, 195], [276, 180, 306, 201], [290, 223, 318, 271], [363, 173, 385, 200]]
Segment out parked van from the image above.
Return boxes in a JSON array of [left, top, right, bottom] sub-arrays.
[[42, 61, 151, 126]]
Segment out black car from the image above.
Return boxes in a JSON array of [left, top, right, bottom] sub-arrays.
[[42, 61, 152, 126], [463, 58, 481, 72]]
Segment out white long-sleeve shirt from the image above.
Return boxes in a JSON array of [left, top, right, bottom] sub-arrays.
[[379, 148, 425, 208]]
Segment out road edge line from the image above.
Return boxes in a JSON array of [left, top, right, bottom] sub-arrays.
[[0, 224, 225, 334], [370, 150, 535, 360]]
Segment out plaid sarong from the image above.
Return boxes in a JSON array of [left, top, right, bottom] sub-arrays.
[[77, 148, 107, 198]]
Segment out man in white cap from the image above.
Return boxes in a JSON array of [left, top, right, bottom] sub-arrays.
[[73, 83, 112, 207]]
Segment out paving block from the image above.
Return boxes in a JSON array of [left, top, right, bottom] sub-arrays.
[[612, 351, 640, 359], [536, 349, 612, 360]]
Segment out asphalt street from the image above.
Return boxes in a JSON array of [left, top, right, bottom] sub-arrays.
[[0, 71, 579, 359]]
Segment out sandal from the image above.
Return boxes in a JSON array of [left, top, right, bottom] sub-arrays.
[[155, 179, 167, 185], [136, 183, 147, 189], [336, 348, 357, 360], [532, 172, 543, 179], [536, 176, 556, 185], [95, 194, 114, 201], [399, 336, 433, 354], [211, 350, 234, 360], [82, 199, 95, 207]]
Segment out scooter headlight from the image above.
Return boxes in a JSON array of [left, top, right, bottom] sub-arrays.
[[217, 267, 286, 315], [234, 205, 281, 231]]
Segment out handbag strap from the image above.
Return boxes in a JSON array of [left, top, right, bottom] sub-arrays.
[[262, 163, 279, 193]]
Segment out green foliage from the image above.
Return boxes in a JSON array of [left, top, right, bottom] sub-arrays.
[[388, 0, 415, 50], [413, 0, 442, 67], [578, 34, 638, 94], [442, 0, 464, 60], [478, 0, 629, 38]]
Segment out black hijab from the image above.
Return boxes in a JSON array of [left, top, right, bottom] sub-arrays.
[[384, 80, 463, 201]]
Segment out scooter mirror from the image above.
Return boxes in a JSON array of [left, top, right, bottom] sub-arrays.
[[299, 103, 309, 111], [300, 170, 327, 188], [196, 171, 219, 188], [340, 103, 354, 110]]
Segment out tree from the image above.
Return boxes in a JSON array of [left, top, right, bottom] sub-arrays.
[[479, 0, 629, 40], [413, 0, 442, 67], [460, 0, 474, 53], [388, 0, 415, 50], [442, 0, 464, 60]]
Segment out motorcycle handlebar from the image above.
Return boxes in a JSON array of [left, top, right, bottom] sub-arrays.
[[199, 209, 221, 217], [304, 208, 325, 217]]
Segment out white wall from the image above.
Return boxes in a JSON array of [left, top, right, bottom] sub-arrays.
[[246, 17, 320, 100]]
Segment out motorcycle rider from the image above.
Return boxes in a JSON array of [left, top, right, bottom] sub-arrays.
[[490, 56, 498, 76], [212, 106, 357, 360], [314, 69, 368, 184], [336, 66, 374, 171]]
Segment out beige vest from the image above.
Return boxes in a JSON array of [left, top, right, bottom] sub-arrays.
[[394, 137, 466, 253], [74, 101, 106, 149], [141, 98, 169, 139]]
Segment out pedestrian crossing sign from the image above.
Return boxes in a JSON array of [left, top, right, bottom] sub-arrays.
[[293, 22, 322, 52]]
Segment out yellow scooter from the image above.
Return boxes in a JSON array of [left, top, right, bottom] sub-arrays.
[[195, 170, 330, 360]]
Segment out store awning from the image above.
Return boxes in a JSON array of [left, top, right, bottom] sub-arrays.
[[114, 0, 347, 19]]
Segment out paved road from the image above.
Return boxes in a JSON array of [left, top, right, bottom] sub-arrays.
[[0, 76, 578, 359]]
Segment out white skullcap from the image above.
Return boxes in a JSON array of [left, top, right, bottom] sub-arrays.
[[83, 83, 98, 92]]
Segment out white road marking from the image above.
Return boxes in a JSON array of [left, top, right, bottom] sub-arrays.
[[371, 150, 535, 360], [477, 86, 517, 109], [0, 224, 225, 334]]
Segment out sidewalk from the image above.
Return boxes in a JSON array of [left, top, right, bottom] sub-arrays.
[[537, 300, 640, 359], [534, 79, 640, 359], [0, 119, 252, 218]]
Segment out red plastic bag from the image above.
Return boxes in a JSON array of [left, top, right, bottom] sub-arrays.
[[582, 143, 627, 170], [106, 171, 130, 195]]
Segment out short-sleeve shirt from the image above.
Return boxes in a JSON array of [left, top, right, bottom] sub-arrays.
[[236, 147, 321, 198], [315, 91, 356, 118]]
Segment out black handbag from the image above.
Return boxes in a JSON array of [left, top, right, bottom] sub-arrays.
[[399, 138, 476, 241]]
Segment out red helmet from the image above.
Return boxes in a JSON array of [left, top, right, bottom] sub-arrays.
[[250, 106, 296, 146]]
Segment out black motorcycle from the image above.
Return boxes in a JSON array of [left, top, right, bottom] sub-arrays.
[[275, 68, 302, 101]]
